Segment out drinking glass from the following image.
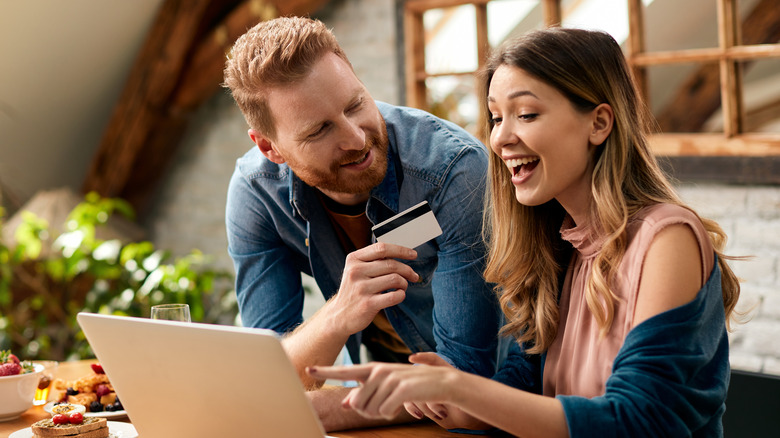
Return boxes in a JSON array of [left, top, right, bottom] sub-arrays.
[[151, 304, 191, 322], [32, 360, 59, 405]]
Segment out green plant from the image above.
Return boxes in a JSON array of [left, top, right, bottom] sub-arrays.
[[0, 192, 237, 361]]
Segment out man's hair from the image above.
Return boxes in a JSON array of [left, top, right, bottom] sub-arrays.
[[223, 17, 351, 140]]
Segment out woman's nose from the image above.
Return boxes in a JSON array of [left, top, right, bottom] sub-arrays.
[[491, 121, 516, 150]]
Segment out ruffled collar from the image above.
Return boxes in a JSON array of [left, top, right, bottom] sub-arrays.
[[559, 215, 603, 258]]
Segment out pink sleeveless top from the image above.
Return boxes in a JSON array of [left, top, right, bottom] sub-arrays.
[[542, 203, 715, 398]]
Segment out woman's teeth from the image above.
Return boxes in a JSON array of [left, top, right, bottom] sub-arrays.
[[506, 157, 538, 174]]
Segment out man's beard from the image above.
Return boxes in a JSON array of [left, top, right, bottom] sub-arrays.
[[286, 124, 389, 195]]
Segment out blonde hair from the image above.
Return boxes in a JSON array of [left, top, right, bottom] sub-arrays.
[[480, 28, 741, 354], [223, 17, 351, 140]]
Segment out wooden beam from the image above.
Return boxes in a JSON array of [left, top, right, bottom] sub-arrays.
[[654, 0, 780, 134], [82, 0, 212, 199], [746, 96, 780, 132], [650, 133, 780, 156], [404, 4, 427, 110], [717, 0, 742, 136], [631, 44, 780, 65], [659, 155, 780, 184], [82, 0, 329, 214], [626, 0, 648, 104], [405, 0, 490, 13], [542, 0, 561, 27]]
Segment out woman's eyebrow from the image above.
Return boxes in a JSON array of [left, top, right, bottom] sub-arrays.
[[487, 90, 539, 102]]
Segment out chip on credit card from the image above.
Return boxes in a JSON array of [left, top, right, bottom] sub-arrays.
[[372, 201, 442, 249]]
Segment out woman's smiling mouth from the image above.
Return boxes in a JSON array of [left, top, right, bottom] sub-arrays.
[[506, 157, 540, 177]]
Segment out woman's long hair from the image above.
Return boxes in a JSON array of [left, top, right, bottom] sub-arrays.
[[480, 28, 741, 353]]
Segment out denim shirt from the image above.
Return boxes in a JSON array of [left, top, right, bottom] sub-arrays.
[[225, 101, 502, 377]]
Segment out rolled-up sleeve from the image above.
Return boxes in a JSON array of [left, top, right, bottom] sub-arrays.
[[226, 165, 305, 332], [430, 145, 502, 378]]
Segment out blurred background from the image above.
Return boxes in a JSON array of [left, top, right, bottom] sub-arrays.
[[1, 0, 778, 381]]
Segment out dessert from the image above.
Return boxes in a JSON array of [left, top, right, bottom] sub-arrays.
[[31, 415, 108, 438], [50, 363, 123, 413], [0, 349, 34, 376]]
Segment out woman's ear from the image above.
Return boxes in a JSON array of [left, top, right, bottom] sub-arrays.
[[589, 103, 614, 146], [248, 129, 286, 164]]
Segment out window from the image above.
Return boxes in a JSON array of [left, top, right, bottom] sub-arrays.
[[403, 0, 780, 183]]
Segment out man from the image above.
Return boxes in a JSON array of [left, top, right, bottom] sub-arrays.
[[223, 17, 501, 431]]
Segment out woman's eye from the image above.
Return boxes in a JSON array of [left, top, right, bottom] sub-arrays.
[[519, 113, 538, 120], [490, 116, 503, 125]]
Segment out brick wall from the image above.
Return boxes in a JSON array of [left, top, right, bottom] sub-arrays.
[[144, 0, 780, 375], [678, 184, 780, 375]]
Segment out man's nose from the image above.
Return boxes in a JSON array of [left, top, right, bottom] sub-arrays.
[[336, 120, 366, 150]]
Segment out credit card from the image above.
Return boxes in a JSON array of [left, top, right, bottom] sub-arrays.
[[372, 201, 442, 249]]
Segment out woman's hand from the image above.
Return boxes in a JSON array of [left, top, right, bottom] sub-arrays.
[[404, 353, 453, 422], [306, 358, 461, 421], [404, 353, 489, 430]]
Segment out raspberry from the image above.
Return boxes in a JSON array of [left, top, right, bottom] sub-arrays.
[[0, 362, 21, 376], [95, 384, 111, 398]]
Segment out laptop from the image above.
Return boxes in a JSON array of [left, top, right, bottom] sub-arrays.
[[77, 312, 335, 437]]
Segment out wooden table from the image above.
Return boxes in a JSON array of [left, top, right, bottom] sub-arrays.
[[0, 360, 506, 437]]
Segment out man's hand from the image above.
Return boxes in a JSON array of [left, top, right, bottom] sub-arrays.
[[282, 242, 418, 389], [308, 385, 418, 432], [328, 242, 419, 335]]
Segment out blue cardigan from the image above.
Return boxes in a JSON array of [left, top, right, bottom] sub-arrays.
[[493, 260, 728, 437]]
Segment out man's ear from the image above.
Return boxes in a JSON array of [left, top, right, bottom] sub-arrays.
[[589, 103, 614, 146], [248, 129, 286, 164]]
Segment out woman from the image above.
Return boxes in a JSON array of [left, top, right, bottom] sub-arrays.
[[308, 27, 741, 437]]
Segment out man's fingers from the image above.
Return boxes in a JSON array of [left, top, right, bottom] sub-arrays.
[[350, 242, 418, 262], [343, 258, 419, 284], [373, 289, 406, 309]]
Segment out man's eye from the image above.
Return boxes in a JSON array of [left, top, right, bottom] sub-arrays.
[[309, 123, 329, 138], [346, 99, 363, 114]]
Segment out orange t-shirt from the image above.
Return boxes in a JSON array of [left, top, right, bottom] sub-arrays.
[[322, 199, 412, 361]]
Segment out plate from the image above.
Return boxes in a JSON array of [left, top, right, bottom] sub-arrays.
[[43, 401, 128, 419], [9, 420, 137, 438]]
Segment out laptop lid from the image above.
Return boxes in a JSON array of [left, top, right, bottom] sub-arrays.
[[77, 312, 327, 438]]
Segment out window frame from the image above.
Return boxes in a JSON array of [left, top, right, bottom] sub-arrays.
[[402, 0, 780, 183]]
